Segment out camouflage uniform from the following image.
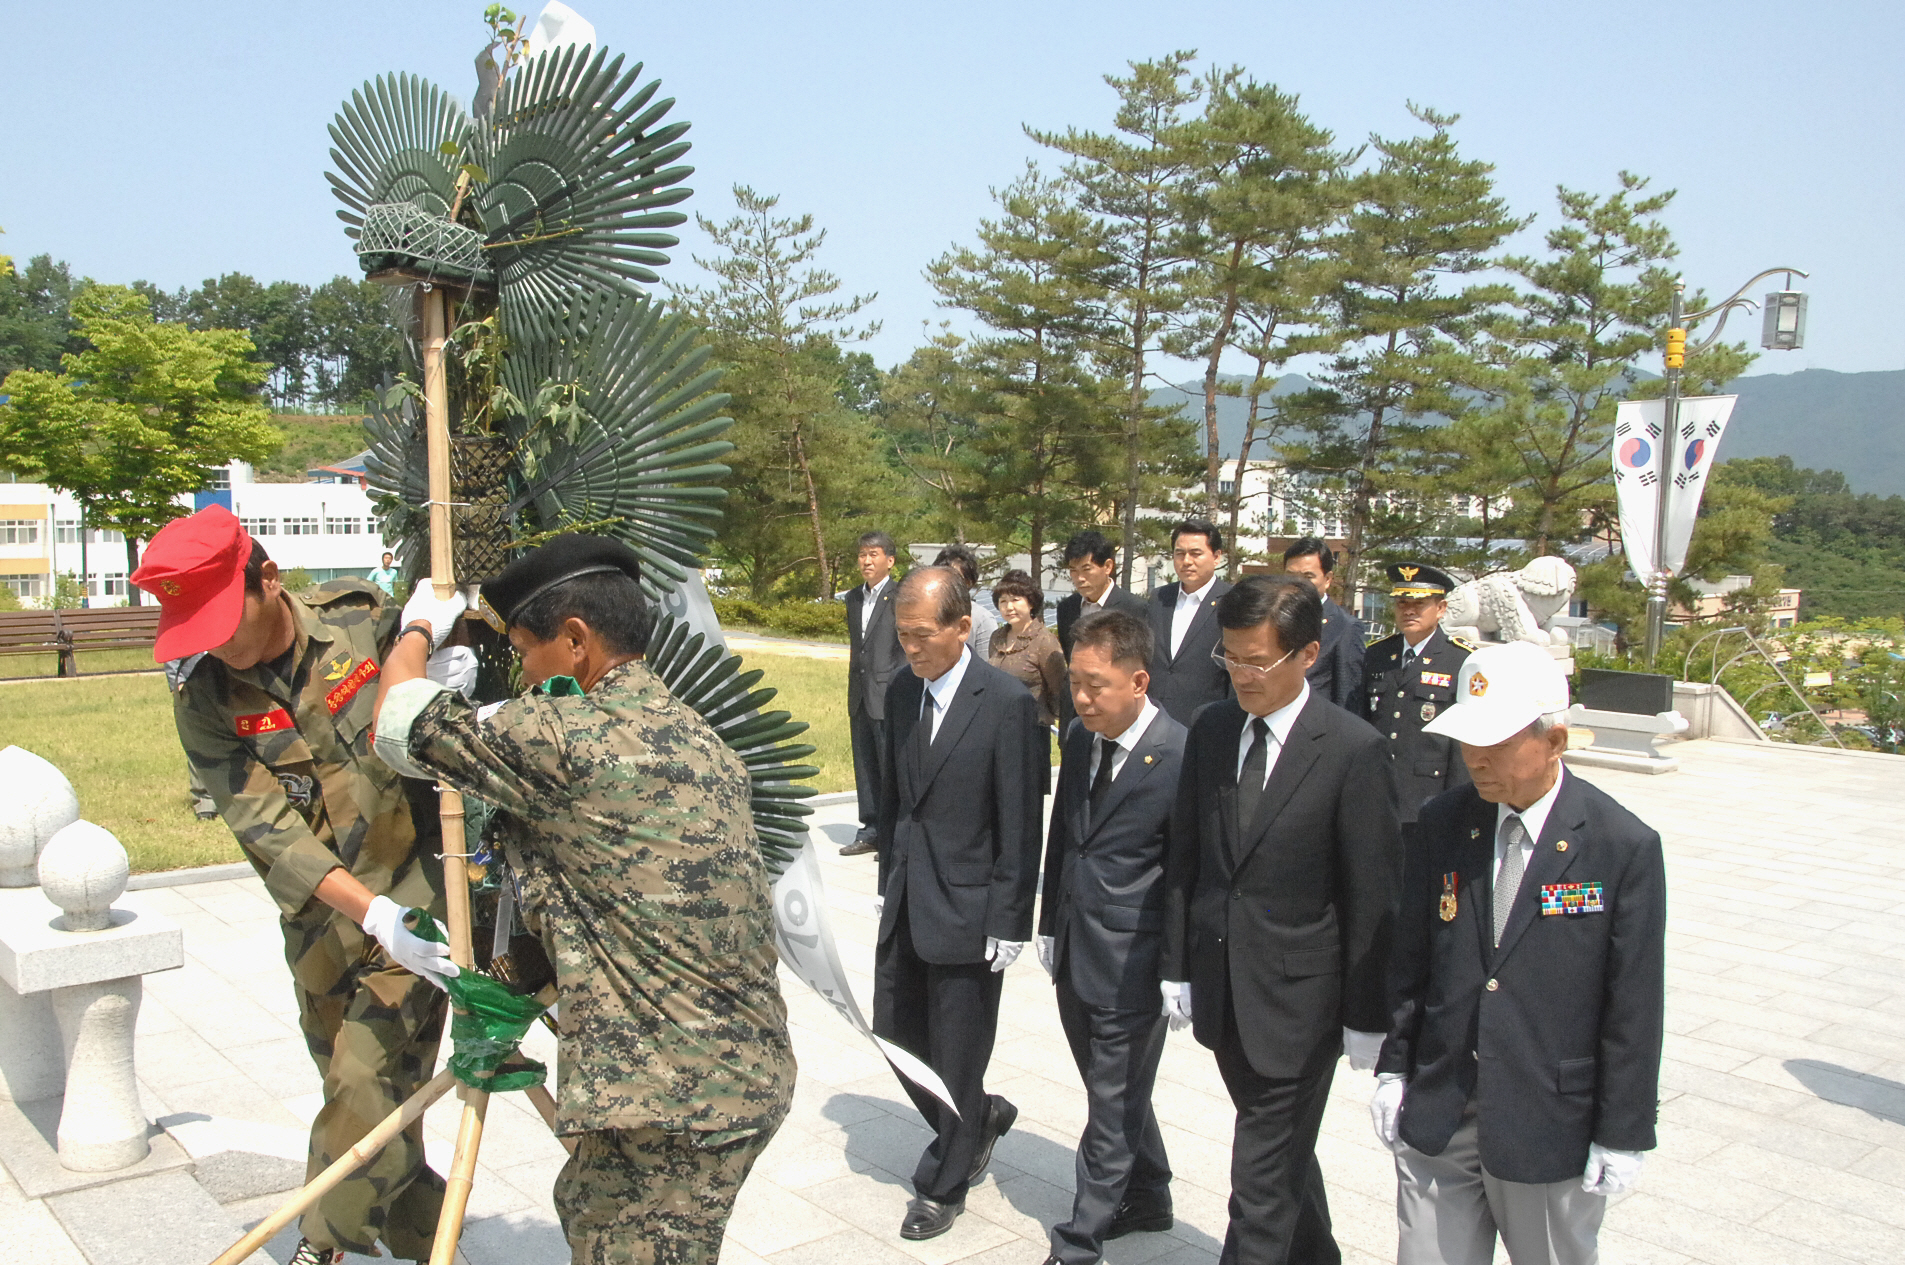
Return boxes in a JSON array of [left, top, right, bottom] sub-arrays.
[[173, 581, 448, 1259], [379, 659, 796, 1264]]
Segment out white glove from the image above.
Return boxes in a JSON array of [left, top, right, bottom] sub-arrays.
[[1582, 1143, 1645, 1196], [1343, 1028, 1385, 1072], [400, 584, 468, 650], [1160, 980, 1192, 1031], [360, 894, 459, 991], [872, 895, 885, 920], [426, 645, 480, 698], [985, 937, 1024, 972], [1370, 1073, 1407, 1150], [1036, 935, 1056, 978]]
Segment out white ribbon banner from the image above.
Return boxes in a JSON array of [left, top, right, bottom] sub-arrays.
[[769, 833, 959, 1116]]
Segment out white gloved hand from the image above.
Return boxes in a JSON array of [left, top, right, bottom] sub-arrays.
[[985, 937, 1024, 972], [1370, 1072, 1407, 1150], [1582, 1143, 1645, 1196], [1036, 935, 1056, 978], [1160, 980, 1192, 1031], [1343, 1028, 1385, 1072], [400, 584, 468, 651], [359, 894, 459, 991], [426, 645, 480, 698]]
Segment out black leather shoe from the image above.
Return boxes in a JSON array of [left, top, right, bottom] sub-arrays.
[[967, 1094, 1018, 1183], [839, 828, 879, 856], [900, 1195, 963, 1240], [1106, 1196, 1174, 1239]]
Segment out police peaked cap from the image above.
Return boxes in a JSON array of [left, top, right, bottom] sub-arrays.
[[1387, 562, 1457, 599], [477, 534, 644, 631]]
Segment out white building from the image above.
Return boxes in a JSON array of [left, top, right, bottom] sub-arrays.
[[0, 462, 389, 606]]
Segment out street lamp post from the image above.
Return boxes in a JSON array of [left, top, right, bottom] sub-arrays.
[[1642, 267, 1810, 664]]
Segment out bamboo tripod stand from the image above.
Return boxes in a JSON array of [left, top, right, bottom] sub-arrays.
[[209, 284, 571, 1265]]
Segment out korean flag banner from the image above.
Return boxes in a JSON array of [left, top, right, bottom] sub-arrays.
[[1612, 395, 1737, 579]]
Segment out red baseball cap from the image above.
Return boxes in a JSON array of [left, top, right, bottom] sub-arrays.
[[131, 506, 254, 662]]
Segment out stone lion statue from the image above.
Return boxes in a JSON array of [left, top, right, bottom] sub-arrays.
[[1442, 556, 1577, 647]]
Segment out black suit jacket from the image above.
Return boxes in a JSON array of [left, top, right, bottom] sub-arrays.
[[1379, 771, 1666, 1184], [1307, 597, 1366, 713], [1163, 692, 1402, 1078], [1145, 580, 1234, 726], [1362, 628, 1474, 823], [1038, 709, 1188, 1010], [1056, 585, 1151, 659], [1055, 584, 1150, 731], [847, 581, 904, 721], [876, 657, 1045, 964]]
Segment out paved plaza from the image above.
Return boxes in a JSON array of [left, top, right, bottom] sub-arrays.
[[3, 734, 1902, 1264]]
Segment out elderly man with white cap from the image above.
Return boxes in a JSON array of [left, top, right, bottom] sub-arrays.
[[1370, 641, 1665, 1265]]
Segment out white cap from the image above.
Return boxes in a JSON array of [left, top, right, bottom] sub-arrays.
[[1421, 641, 1571, 747]]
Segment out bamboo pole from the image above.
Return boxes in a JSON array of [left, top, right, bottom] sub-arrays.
[[420, 280, 493, 1265], [208, 1069, 458, 1265]]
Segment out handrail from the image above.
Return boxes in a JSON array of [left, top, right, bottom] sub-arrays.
[[1678, 626, 1846, 749]]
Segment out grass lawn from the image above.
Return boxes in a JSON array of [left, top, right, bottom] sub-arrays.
[[0, 673, 239, 873], [0, 646, 857, 875], [0, 649, 165, 679]]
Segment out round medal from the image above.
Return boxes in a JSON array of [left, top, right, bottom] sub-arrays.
[[1420, 701, 1437, 721]]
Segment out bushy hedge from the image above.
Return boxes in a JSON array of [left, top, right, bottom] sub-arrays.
[[711, 596, 848, 642]]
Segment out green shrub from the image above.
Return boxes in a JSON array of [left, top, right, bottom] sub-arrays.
[[767, 601, 846, 640], [711, 596, 767, 628]]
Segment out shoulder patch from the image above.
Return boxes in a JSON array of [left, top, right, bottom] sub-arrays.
[[1449, 635, 1481, 651]]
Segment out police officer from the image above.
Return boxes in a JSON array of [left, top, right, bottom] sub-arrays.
[[1363, 563, 1476, 832], [132, 507, 452, 1265], [370, 534, 796, 1263]]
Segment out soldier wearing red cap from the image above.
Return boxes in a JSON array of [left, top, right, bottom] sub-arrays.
[[133, 506, 453, 1265]]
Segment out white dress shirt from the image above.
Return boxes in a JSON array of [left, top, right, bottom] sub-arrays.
[[1233, 682, 1311, 790], [1087, 697, 1160, 785], [1169, 575, 1217, 657], [1495, 765, 1566, 884], [857, 576, 888, 640], [921, 645, 973, 741], [1402, 630, 1433, 664]]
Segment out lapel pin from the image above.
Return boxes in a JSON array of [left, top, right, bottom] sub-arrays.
[[1469, 827, 1480, 839], [1556, 840, 1569, 852], [1144, 755, 1154, 764]]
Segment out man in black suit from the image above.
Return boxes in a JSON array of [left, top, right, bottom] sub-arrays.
[[1035, 609, 1187, 1265], [1055, 531, 1151, 735], [843, 530, 904, 856], [1161, 575, 1403, 1265], [1146, 519, 1233, 726], [872, 567, 1045, 1241], [1281, 537, 1365, 714], [1362, 562, 1475, 833], [1373, 641, 1664, 1265]]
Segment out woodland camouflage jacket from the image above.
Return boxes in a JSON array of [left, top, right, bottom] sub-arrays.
[[379, 659, 796, 1136], [174, 582, 441, 929]]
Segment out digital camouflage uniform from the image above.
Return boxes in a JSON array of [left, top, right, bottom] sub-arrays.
[[174, 580, 448, 1259], [378, 658, 796, 1265]]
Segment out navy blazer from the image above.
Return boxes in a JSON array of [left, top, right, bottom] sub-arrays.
[[1145, 580, 1234, 726], [876, 658, 1045, 964], [1307, 597, 1367, 714], [1379, 770, 1666, 1184], [847, 582, 904, 721], [1038, 709, 1189, 1010], [1163, 693, 1402, 1078]]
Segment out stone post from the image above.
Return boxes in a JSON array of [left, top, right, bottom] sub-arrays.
[[0, 746, 80, 1106]]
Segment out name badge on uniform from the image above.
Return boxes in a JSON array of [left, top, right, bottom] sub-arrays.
[[236, 707, 295, 737], [1420, 671, 1452, 688], [1438, 872, 1458, 922], [1539, 882, 1605, 915]]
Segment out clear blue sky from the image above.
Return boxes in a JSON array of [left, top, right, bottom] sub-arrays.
[[4, 1, 1900, 380]]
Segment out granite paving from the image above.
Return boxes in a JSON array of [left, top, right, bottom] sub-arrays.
[[3, 735, 1901, 1264]]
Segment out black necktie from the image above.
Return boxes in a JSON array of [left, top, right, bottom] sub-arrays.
[[1236, 718, 1270, 834], [1087, 735, 1117, 825]]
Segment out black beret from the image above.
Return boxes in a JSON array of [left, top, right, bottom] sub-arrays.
[[476, 533, 643, 631], [1388, 562, 1458, 598]]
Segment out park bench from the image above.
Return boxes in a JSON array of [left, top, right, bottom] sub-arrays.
[[0, 605, 163, 676]]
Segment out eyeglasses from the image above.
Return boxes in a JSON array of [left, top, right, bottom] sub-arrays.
[[1210, 646, 1295, 680]]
